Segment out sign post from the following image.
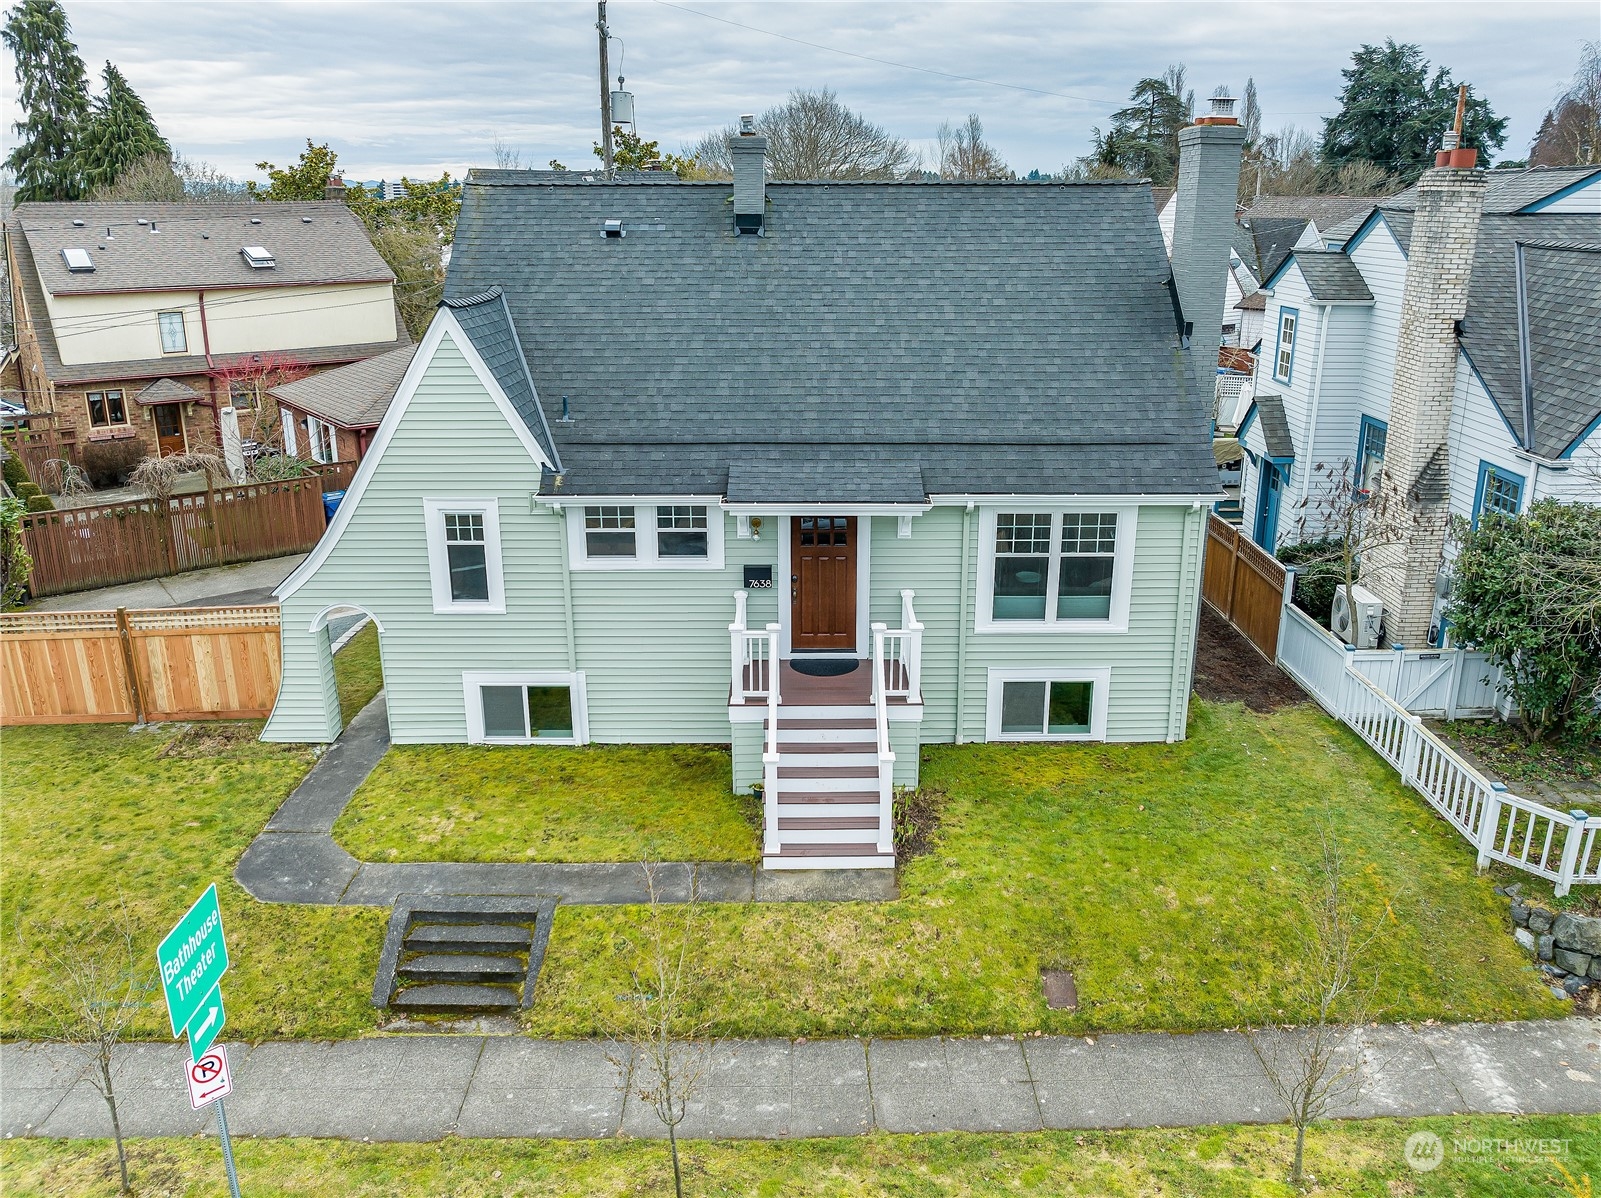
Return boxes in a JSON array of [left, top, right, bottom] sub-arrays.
[[158, 885, 241, 1198]]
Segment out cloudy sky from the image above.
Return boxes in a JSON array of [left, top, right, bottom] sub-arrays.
[[10, 1, 1594, 184]]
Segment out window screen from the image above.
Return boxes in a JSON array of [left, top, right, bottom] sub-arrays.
[[444, 511, 489, 601], [1057, 513, 1117, 619], [999, 679, 1094, 737], [480, 684, 574, 740], [993, 513, 1051, 620], [656, 506, 708, 557], [584, 506, 636, 557]]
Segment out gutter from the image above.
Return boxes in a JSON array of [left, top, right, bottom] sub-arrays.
[[1298, 303, 1332, 512], [197, 289, 222, 448], [954, 502, 973, 745], [1513, 242, 1536, 456]]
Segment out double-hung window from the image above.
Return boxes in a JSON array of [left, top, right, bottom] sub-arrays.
[[1355, 415, 1388, 492], [981, 509, 1133, 631], [1473, 461, 1524, 524], [305, 415, 336, 464], [1273, 309, 1298, 383], [157, 311, 187, 354], [423, 499, 504, 613], [572, 503, 721, 567], [463, 670, 585, 744], [986, 668, 1110, 741], [86, 389, 127, 427]]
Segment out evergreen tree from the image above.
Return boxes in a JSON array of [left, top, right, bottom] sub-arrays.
[[1321, 40, 1507, 183], [2, 0, 92, 201], [78, 62, 169, 194]]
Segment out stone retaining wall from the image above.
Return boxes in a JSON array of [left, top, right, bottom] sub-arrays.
[[1509, 892, 1601, 997]]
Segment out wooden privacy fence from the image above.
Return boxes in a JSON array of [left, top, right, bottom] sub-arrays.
[[20, 476, 329, 598], [1201, 512, 1288, 660], [0, 605, 281, 725]]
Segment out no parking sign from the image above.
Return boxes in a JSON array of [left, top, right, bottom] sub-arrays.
[[186, 1045, 233, 1110]]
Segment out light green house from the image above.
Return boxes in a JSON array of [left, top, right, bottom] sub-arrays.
[[267, 126, 1242, 870]]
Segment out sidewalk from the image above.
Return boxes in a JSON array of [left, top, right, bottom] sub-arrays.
[[26, 553, 307, 612], [5, 1019, 1599, 1142]]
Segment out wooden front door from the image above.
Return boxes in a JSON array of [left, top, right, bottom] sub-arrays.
[[153, 405, 186, 457], [791, 516, 857, 651]]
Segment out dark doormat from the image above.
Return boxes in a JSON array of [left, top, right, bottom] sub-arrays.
[[789, 658, 860, 678]]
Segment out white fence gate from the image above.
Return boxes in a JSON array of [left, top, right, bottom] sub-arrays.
[[1275, 603, 1593, 894]]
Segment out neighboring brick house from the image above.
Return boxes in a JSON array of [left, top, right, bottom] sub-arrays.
[[4, 200, 408, 479], [269, 342, 416, 464]]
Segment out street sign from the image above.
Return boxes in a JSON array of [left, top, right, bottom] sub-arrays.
[[186, 1046, 233, 1110], [185, 984, 226, 1061], [156, 884, 229, 1038]]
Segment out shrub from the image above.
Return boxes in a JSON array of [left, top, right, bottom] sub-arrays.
[[2, 450, 31, 493], [15, 481, 41, 499], [0, 495, 31, 606], [1277, 538, 1347, 627], [25, 493, 54, 512], [81, 441, 148, 488], [1447, 500, 1601, 745]]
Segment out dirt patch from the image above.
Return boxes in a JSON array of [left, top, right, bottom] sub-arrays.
[[1192, 604, 1310, 714], [1427, 718, 1600, 801], [158, 722, 262, 758], [895, 782, 947, 861]]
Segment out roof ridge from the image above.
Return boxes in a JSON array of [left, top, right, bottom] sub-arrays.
[[442, 286, 504, 308]]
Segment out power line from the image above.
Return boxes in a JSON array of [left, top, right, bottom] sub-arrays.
[[651, 0, 1123, 110]]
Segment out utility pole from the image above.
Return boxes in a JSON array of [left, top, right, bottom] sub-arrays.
[[597, 1, 614, 176]]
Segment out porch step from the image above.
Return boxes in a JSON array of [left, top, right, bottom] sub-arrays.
[[779, 751, 879, 769], [764, 844, 895, 870], [774, 717, 876, 731], [769, 705, 876, 721], [389, 983, 524, 1012], [404, 923, 532, 955], [777, 816, 880, 831], [779, 739, 875, 754], [397, 953, 527, 984], [778, 765, 878, 779]]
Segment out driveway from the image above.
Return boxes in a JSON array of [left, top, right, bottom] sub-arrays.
[[26, 554, 308, 613]]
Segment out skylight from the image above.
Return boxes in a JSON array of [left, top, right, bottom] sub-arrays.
[[240, 246, 276, 269], [61, 247, 94, 273]]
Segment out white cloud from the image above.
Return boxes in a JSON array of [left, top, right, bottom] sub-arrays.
[[3, 1, 1588, 182]]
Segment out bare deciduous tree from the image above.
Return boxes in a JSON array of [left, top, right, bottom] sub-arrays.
[[491, 138, 521, 169], [685, 88, 912, 181], [24, 901, 157, 1196], [610, 862, 712, 1198], [130, 451, 228, 501], [936, 114, 1011, 180], [38, 457, 91, 498], [1531, 41, 1601, 167], [1249, 827, 1384, 1187]]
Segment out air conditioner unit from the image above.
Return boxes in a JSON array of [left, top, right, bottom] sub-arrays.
[[1331, 584, 1383, 649]]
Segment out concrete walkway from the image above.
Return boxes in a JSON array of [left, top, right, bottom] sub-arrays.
[[27, 553, 308, 612], [6, 1019, 1599, 1142], [235, 695, 897, 907]]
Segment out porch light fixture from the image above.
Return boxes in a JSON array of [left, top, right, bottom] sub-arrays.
[[749, 516, 762, 542]]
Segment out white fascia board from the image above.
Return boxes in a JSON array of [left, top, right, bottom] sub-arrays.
[[536, 494, 726, 508], [275, 309, 548, 603], [927, 493, 1220, 506]]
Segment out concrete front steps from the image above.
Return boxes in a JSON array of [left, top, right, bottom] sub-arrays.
[[764, 706, 894, 870], [378, 906, 541, 1013]]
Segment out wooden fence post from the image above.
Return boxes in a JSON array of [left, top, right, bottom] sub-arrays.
[[114, 607, 146, 724]]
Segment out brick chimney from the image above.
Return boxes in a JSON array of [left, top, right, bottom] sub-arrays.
[[324, 175, 347, 202], [729, 115, 767, 235], [1361, 96, 1486, 647], [1170, 95, 1246, 407]]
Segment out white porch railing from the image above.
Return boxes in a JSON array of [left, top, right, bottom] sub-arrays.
[[876, 590, 924, 704], [729, 591, 782, 852], [870, 625, 896, 856]]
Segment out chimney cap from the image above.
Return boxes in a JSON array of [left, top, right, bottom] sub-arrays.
[[738, 114, 757, 135], [1209, 95, 1237, 118]]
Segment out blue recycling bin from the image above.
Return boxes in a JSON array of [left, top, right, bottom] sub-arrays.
[[322, 489, 346, 524]]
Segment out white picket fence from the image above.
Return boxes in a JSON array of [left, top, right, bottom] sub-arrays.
[[1277, 603, 1597, 895]]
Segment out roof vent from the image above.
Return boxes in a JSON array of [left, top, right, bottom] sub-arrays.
[[61, 247, 94, 273], [301, 216, 312, 223], [739, 113, 757, 135], [240, 246, 276, 269], [602, 219, 625, 239], [137, 218, 148, 226], [250, 217, 263, 225], [71, 218, 85, 227]]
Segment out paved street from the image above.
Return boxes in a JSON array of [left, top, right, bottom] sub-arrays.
[[5, 1019, 1599, 1142]]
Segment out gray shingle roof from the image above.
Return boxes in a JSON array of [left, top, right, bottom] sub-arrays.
[[13, 201, 393, 294], [1248, 392, 1296, 459], [442, 287, 561, 469], [268, 343, 416, 429], [444, 172, 1216, 499], [133, 377, 203, 406], [1322, 166, 1601, 245], [1288, 250, 1374, 301], [1239, 215, 1312, 282], [726, 460, 925, 505]]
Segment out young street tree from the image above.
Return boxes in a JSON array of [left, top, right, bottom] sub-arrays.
[[1321, 40, 1507, 183], [3, 0, 93, 201], [685, 88, 913, 180], [611, 863, 711, 1198], [24, 902, 158, 1196], [936, 114, 1011, 179], [77, 61, 169, 195], [1249, 827, 1383, 1188]]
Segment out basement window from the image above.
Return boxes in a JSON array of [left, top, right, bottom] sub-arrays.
[[985, 668, 1110, 742], [240, 245, 276, 269], [463, 671, 587, 744], [61, 247, 94, 273]]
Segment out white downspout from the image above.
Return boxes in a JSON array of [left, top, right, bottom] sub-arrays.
[[1298, 303, 1331, 514]]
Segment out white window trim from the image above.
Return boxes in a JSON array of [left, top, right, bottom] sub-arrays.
[[157, 310, 188, 354], [985, 666, 1111, 742], [423, 497, 506, 614], [565, 502, 726, 570], [974, 505, 1137, 635], [462, 669, 588, 745], [281, 407, 299, 456], [304, 414, 336, 464]]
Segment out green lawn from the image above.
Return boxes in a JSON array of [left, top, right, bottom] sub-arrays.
[[4, 1116, 1597, 1196], [333, 620, 384, 726], [0, 694, 1564, 1043], [525, 702, 1563, 1039], [334, 743, 760, 863]]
